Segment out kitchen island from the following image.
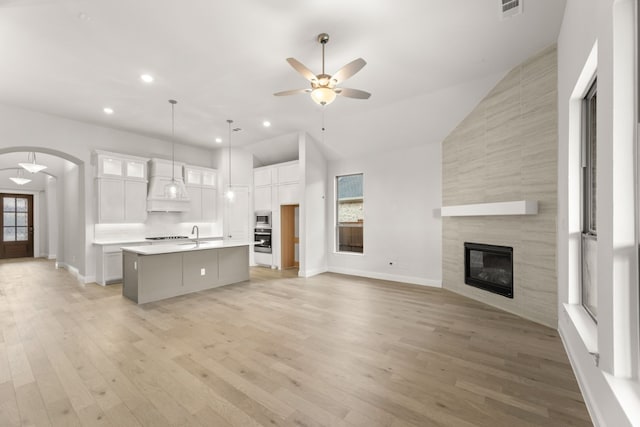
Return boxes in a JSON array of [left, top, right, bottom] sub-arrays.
[[121, 240, 250, 304]]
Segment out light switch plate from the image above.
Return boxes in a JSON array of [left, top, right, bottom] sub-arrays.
[[200, 268, 206, 276]]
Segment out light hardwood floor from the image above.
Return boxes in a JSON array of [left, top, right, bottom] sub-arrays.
[[0, 258, 591, 426]]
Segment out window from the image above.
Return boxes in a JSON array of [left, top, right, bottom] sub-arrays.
[[581, 78, 597, 319], [3, 196, 29, 242], [336, 174, 363, 253]]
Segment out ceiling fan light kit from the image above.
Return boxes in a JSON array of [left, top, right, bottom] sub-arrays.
[[311, 87, 337, 105], [275, 33, 371, 105]]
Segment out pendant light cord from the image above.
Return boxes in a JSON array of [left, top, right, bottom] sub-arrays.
[[169, 99, 177, 183], [227, 119, 233, 189]]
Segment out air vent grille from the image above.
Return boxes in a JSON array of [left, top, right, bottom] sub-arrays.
[[500, 0, 522, 19]]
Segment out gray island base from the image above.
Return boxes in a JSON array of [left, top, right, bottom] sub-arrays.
[[122, 241, 250, 304]]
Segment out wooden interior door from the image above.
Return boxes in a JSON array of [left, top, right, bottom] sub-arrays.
[[281, 204, 299, 269], [1, 194, 34, 259]]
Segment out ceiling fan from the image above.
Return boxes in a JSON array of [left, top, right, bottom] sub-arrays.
[[274, 33, 371, 106]]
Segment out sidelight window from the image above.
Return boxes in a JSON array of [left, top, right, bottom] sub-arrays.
[[581, 78, 597, 320], [336, 173, 363, 253]]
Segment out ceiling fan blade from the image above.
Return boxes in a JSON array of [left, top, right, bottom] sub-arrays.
[[273, 88, 311, 96], [286, 58, 317, 82], [335, 88, 371, 99], [332, 58, 366, 84]]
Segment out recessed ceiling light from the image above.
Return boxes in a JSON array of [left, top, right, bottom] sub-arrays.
[[215, 137, 222, 144], [263, 120, 271, 127], [140, 74, 154, 83], [103, 107, 114, 115]]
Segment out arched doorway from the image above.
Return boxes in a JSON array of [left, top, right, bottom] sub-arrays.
[[0, 147, 84, 265]]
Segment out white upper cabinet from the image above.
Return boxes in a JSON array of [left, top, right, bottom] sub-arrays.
[[95, 151, 149, 223], [182, 165, 218, 222], [254, 168, 272, 187], [101, 157, 123, 177], [253, 160, 300, 210], [126, 161, 145, 179], [277, 162, 299, 184], [278, 183, 299, 205], [184, 165, 217, 188], [97, 151, 147, 181], [97, 178, 125, 222], [254, 186, 272, 211]]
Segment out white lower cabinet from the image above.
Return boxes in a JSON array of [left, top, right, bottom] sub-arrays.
[[95, 243, 149, 285], [254, 252, 273, 266], [104, 251, 123, 283]]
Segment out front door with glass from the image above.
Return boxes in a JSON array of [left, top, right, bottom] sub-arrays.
[[1, 194, 34, 259]]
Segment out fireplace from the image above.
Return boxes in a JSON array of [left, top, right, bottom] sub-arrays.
[[464, 242, 513, 298]]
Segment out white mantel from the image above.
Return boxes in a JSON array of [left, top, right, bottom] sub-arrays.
[[441, 200, 538, 217]]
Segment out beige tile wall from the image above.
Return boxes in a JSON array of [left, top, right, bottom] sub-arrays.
[[442, 45, 558, 328]]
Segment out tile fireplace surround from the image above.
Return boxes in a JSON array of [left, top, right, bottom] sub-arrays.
[[442, 45, 557, 327]]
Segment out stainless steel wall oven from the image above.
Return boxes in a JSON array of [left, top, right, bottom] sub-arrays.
[[254, 228, 272, 253]]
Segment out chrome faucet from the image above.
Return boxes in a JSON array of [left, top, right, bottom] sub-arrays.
[[191, 225, 200, 246]]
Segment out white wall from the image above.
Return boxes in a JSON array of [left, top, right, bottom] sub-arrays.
[[326, 143, 442, 286], [558, 1, 640, 425], [45, 177, 58, 259], [59, 162, 84, 277], [38, 190, 47, 257], [299, 132, 328, 277]]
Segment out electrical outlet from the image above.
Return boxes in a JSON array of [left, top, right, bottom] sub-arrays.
[[200, 268, 206, 276]]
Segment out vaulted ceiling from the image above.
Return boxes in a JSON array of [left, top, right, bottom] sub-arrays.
[[0, 0, 566, 162]]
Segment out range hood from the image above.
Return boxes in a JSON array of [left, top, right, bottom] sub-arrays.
[[147, 158, 191, 212]]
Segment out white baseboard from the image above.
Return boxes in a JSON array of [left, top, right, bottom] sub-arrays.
[[55, 262, 95, 285], [298, 266, 329, 278], [47, 254, 56, 260], [327, 267, 442, 288]]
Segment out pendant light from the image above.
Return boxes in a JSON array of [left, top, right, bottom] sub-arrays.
[[225, 119, 235, 201], [9, 168, 31, 185], [164, 99, 179, 199], [19, 152, 47, 173]]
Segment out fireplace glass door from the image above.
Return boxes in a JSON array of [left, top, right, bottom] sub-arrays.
[[464, 242, 513, 298]]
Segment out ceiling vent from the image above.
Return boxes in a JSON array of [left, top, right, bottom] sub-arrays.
[[500, 0, 522, 19]]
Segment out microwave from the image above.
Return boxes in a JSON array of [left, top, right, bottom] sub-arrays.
[[255, 211, 272, 228]]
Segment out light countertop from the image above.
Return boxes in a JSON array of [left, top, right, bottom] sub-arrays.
[[121, 240, 252, 255], [93, 236, 223, 246]]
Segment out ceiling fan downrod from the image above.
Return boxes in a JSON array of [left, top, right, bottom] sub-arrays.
[[318, 33, 329, 75]]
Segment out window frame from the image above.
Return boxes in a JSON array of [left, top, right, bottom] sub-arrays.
[[583, 78, 598, 236], [335, 173, 364, 254], [581, 77, 598, 321]]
